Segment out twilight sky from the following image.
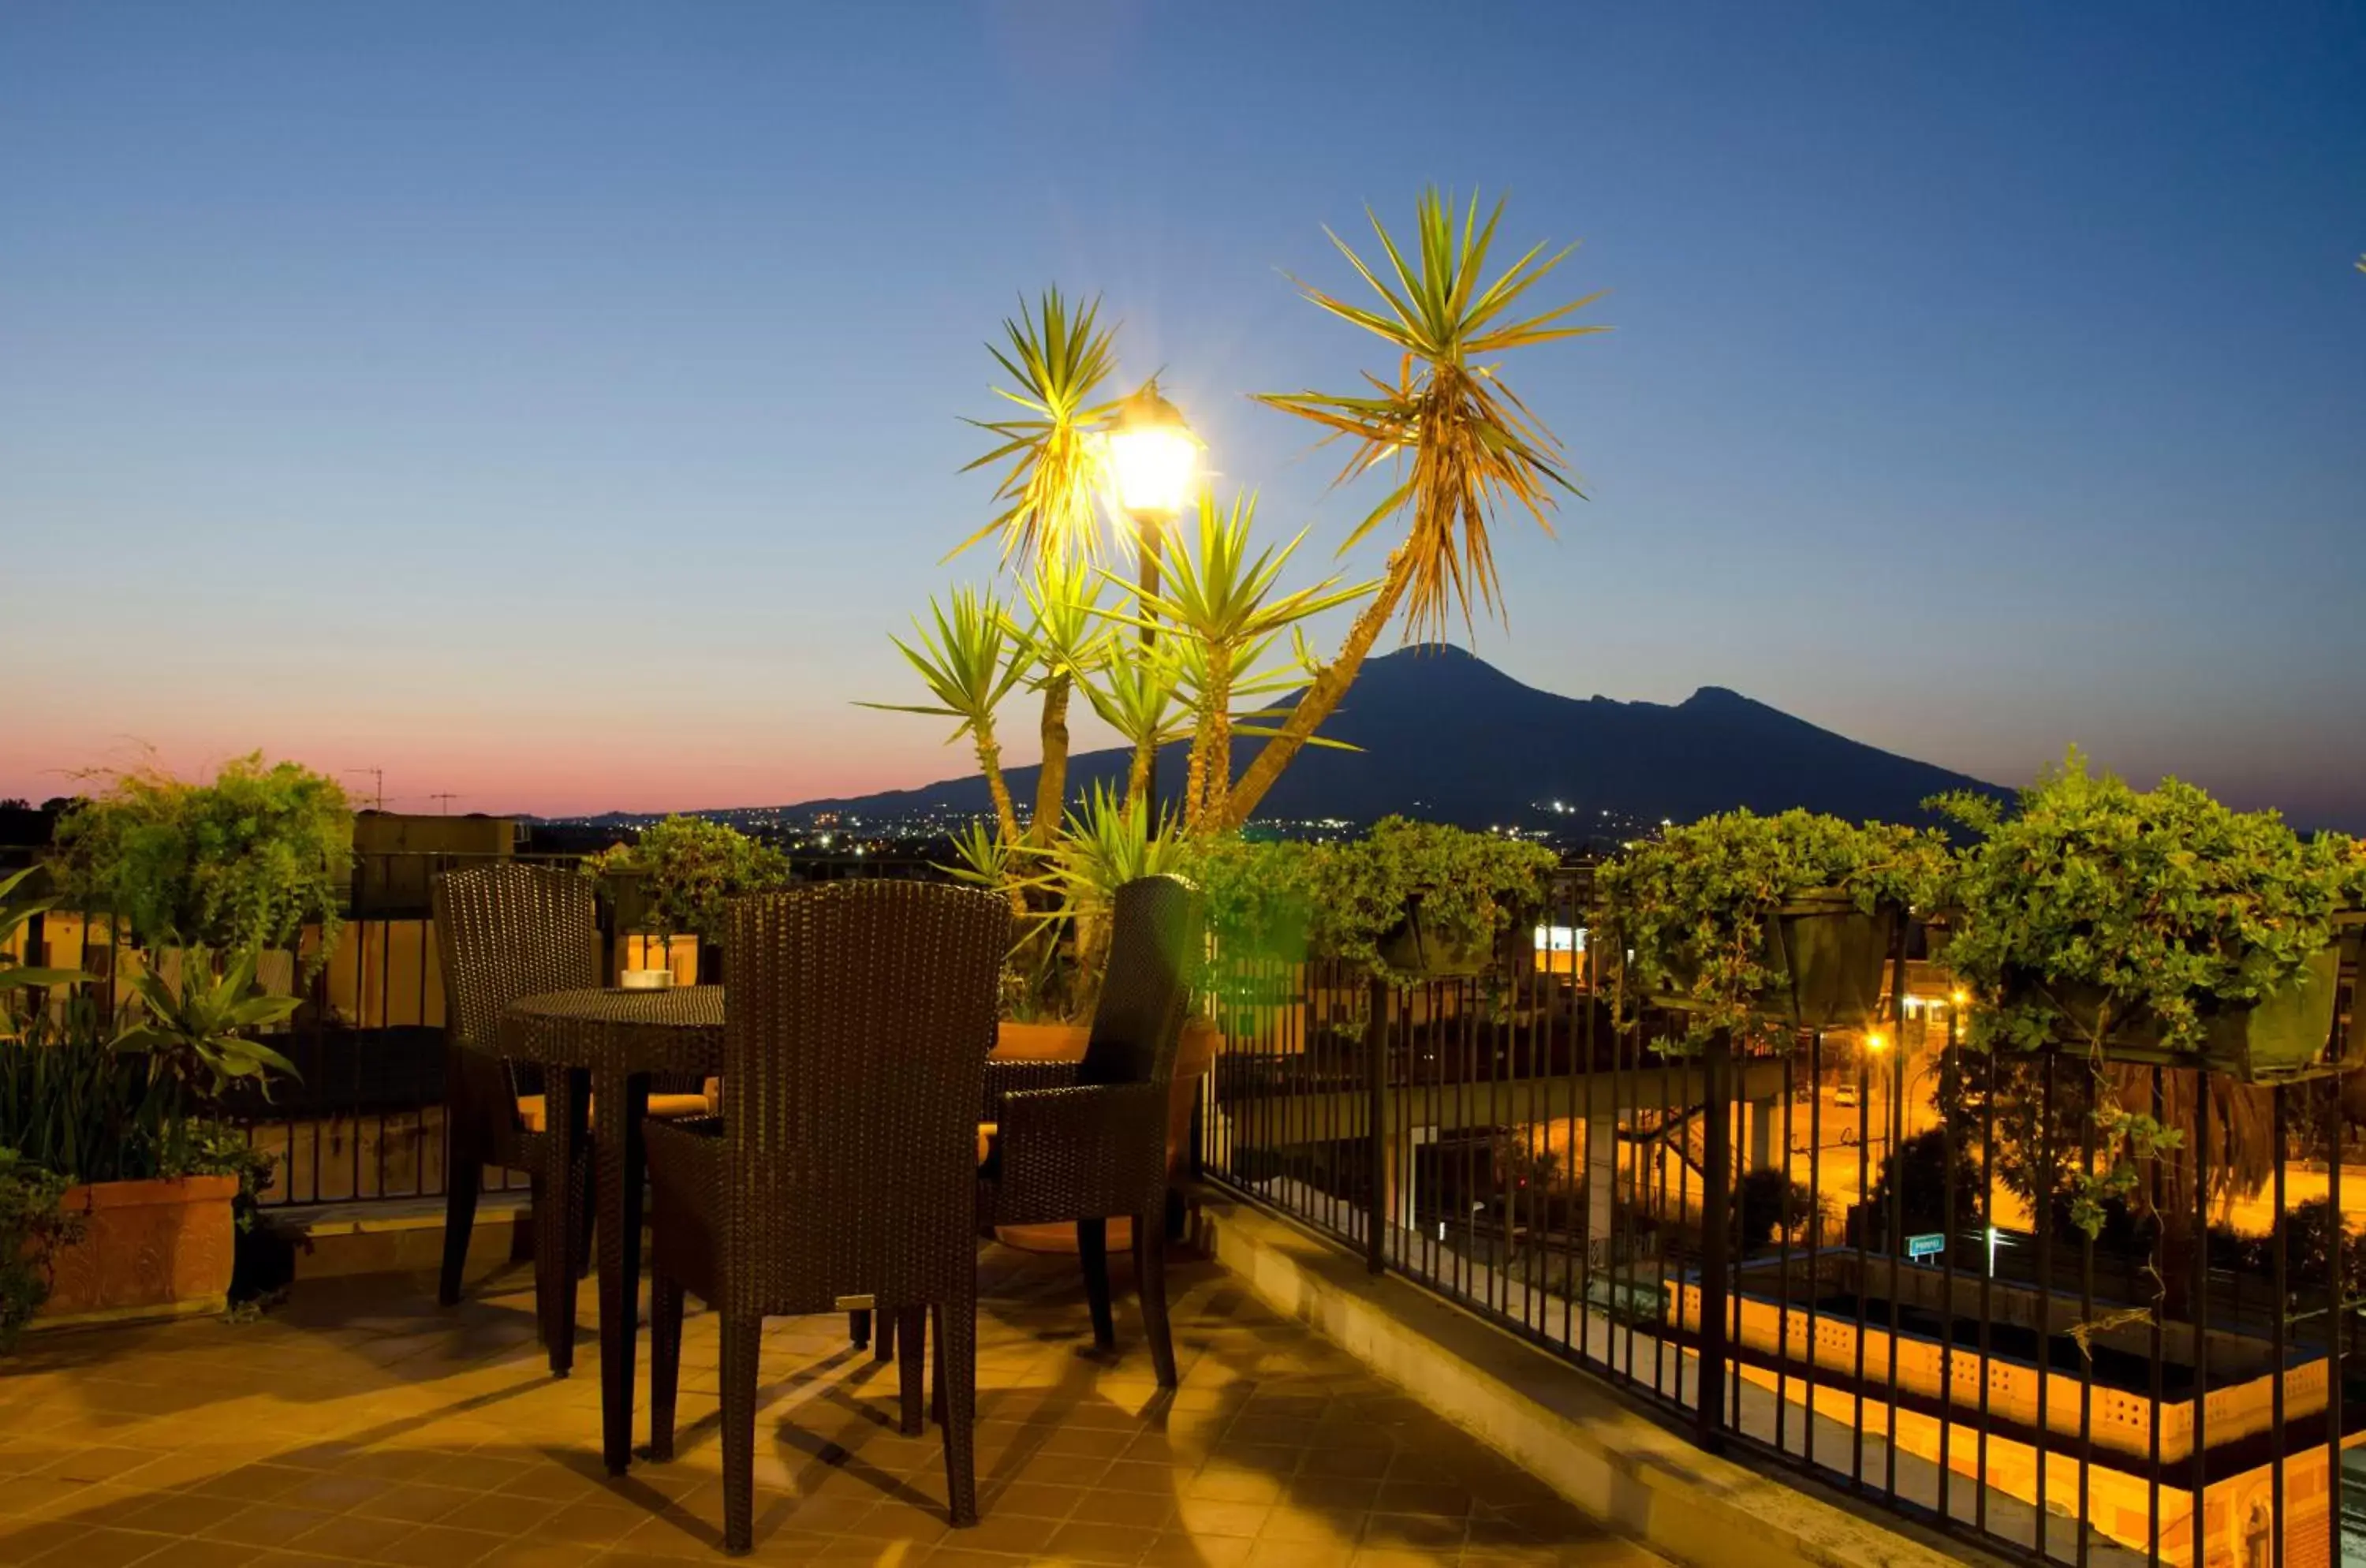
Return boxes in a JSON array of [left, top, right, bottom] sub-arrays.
[[4, 3, 2363, 827]]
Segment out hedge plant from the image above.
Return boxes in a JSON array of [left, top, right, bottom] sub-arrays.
[[1931, 750, 2355, 1234], [1593, 809, 1953, 1055], [583, 816, 791, 946]]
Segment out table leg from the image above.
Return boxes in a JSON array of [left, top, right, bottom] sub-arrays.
[[596, 1069, 650, 1475], [541, 1066, 590, 1377]]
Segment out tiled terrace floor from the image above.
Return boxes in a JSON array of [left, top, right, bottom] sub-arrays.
[[0, 1246, 1664, 1567]]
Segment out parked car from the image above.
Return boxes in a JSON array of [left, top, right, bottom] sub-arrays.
[[1831, 1082, 1860, 1109]]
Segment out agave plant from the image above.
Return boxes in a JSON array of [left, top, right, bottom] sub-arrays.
[[857, 587, 1032, 847], [1100, 491, 1373, 832], [956, 288, 1121, 570], [0, 865, 93, 1008], [1226, 189, 1604, 827], [115, 945, 300, 1104]]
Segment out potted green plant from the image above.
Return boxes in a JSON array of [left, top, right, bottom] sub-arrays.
[[0, 1149, 80, 1351], [51, 753, 353, 996], [1593, 809, 1952, 1053], [583, 816, 790, 987], [1935, 755, 2355, 1082], [1, 948, 290, 1335]]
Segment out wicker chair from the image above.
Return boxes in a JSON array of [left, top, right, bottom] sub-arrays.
[[643, 882, 1009, 1552], [431, 862, 707, 1316], [975, 874, 1204, 1388]]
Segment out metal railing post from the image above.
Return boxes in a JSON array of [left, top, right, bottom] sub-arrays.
[[1368, 973, 1390, 1275], [1696, 1027, 1732, 1451]]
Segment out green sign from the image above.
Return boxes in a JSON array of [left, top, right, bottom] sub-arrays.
[[1906, 1233, 1946, 1260]]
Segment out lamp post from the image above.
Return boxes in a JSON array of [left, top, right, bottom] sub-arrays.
[[1103, 379, 1200, 819]]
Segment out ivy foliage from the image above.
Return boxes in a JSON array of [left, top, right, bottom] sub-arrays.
[[54, 754, 353, 967], [1190, 818, 1558, 984], [584, 816, 791, 943], [1593, 809, 1953, 1054], [1932, 750, 2351, 1058], [1933, 750, 2358, 1236]]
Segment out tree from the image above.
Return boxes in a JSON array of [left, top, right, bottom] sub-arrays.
[[1223, 189, 1605, 827], [856, 588, 1029, 857], [1101, 491, 1372, 832]]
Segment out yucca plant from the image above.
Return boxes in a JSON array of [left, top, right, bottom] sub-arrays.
[[956, 288, 1121, 569], [856, 587, 1032, 850], [1075, 639, 1190, 815], [1039, 782, 1192, 1002], [1099, 491, 1374, 832], [1008, 561, 1108, 849], [1225, 189, 1604, 827]]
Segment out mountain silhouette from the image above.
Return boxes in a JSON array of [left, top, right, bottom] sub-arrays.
[[797, 645, 2002, 833]]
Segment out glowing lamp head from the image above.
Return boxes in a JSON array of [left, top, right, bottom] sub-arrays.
[[1864, 1030, 1890, 1054], [1951, 989, 1970, 1007], [1106, 379, 1199, 518]]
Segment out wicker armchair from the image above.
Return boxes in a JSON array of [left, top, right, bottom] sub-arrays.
[[643, 882, 1009, 1551], [431, 863, 707, 1316], [976, 874, 1204, 1388]]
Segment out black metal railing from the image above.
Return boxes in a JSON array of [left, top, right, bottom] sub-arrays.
[[1200, 869, 2365, 1568]]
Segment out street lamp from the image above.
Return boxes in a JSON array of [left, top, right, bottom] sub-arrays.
[[1103, 378, 1200, 816]]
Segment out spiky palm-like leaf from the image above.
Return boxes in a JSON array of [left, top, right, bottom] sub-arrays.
[[856, 587, 1029, 743], [1099, 491, 1373, 828], [1255, 189, 1603, 636], [956, 288, 1121, 569], [1226, 189, 1602, 827], [856, 586, 1032, 844], [115, 946, 301, 1103], [0, 865, 91, 996]]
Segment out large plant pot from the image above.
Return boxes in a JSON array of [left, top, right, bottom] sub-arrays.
[[35, 1175, 237, 1331], [994, 1019, 1220, 1256], [1377, 908, 1495, 978], [2021, 934, 2353, 1082], [1655, 891, 1898, 1032]]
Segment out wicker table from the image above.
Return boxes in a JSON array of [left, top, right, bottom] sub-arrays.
[[502, 985, 724, 1475]]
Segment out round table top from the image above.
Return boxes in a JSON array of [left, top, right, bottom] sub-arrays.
[[501, 985, 726, 1073]]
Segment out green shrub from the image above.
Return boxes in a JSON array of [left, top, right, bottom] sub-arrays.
[[1594, 809, 1952, 1053], [1934, 750, 2350, 1058], [583, 816, 789, 943], [1190, 818, 1558, 984], [54, 754, 353, 967], [0, 1148, 80, 1353]]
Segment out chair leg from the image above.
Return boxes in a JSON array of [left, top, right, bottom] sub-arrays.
[[849, 1309, 871, 1350], [720, 1312, 761, 1555], [935, 1299, 979, 1527], [896, 1308, 927, 1435], [1077, 1218, 1116, 1350], [876, 1309, 897, 1363], [1136, 1207, 1177, 1389], [439, 1145, 480, 1308], [648, 1270, 684, 1462]]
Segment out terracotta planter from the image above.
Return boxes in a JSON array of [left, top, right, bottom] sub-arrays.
[[994, 1018, 1220, 1256], [36, 1175, 237, 1331], [992, 1020, 1089, 1062]]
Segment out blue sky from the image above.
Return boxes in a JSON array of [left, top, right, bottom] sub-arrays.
[[4, 2, 2363, 823]]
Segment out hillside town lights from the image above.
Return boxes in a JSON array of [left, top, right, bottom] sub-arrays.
[[1105, 379, 1200, 816]]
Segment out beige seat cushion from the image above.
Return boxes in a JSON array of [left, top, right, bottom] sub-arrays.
[[514, 1091, 715, 1136], [976, 1122, 997, 1168]]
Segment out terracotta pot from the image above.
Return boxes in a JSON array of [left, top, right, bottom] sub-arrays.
[[992, 1020, 1090, 1062], [994, 1019, 1221, 1256], [37, 1175, 238, 1330]]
